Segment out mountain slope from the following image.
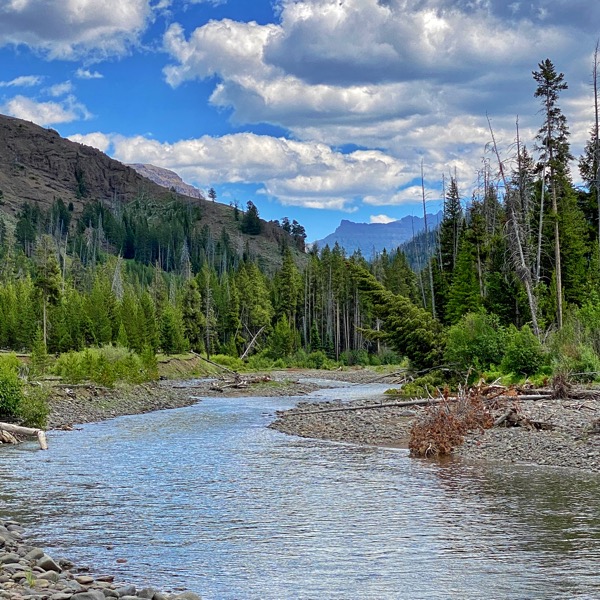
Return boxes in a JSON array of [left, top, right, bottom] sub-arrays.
[[314, 212, 442, 255], [129, 163, 205, 200], [0, 114, 300, 269]]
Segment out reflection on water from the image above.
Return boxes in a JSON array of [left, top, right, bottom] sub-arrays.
[[0, 384, 599, 600]]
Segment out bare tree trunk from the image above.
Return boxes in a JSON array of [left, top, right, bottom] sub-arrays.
[[594, 40, 600, 263], [536, 168, 546, 283], [487, 116, 540, 337]]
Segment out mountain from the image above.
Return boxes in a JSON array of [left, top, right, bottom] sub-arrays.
[[0, 114, 302, 268], [0, 115, 173, 217], [314, 212, 443, 256], [129, 163, 206, 200]]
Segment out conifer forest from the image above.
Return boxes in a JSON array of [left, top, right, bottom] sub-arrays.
[[2, 58, 600, 386]]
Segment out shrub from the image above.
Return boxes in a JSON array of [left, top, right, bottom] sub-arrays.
[[444, 311, 506, 373], [500, 325, 546, 376], [0, 359, 24, 419], [53, 346, 158, 387], [398, 371, 446, 398], [19, 386, 49, 428], [245, 351, 275, 371], [211, 354, 244, 372]]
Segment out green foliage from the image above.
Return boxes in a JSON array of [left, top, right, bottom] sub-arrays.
[[500, 325, 546, 375], [444, 311, 506, 372], [211, 354, 245, 372], [240, 201, 262, 235], [53, 346, 159, 387], [340, 349, 370, 366], [349, 262, 444, 370], [267, 317, 298, 359], [0, 355, 24, 419], [397, 371, 446, 398], [19, 385, 49, 428], [30, 328, 49, 378]]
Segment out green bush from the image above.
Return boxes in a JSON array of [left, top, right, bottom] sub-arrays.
[[53, 346, 158, 387], [552, 343, 600, 383], [245, 351, 275, 371], [211, 354, 245, 372], [0, 359, 24, 419], [500, 325, 546, 376], [340, 349, 369, 366], [19, 386, 49, 428], [398, 371, 446, 398], [444, 311, 506, 373]]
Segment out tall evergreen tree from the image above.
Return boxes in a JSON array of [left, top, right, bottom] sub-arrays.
[[533, 58, 572, 328]]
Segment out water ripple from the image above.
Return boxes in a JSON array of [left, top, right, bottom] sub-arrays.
[[0, 389, 599, 599]]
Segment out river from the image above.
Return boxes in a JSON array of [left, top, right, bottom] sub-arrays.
[[1, 380, 600, 599]]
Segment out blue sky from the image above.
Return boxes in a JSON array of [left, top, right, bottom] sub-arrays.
[[0, 0, 599, 241]]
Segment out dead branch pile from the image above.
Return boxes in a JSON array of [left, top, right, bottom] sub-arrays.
[[409, 387, 493, 457]]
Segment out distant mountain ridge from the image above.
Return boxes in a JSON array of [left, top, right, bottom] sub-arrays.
[[315, 212, 442, 255], [129, 163, 205, 200]]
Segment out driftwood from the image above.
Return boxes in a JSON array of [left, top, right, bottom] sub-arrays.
[[283, 397, 445, 417], [494, 407, 555, 431], [210, 374, 272, 392], [0, 423, 48, 450]]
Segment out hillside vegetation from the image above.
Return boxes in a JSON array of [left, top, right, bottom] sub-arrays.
[[2, 58, 600, 428]]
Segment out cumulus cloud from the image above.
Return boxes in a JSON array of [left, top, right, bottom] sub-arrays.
[[69, 131, 419, 210], [46, 81, 74, 97], [0, 75, 42, 87], [161, 0, 596, 192], [2, 95, 92, 126], [69, 132, 113, 153], [0, 0, 153, 59], [75, 68, 104, 80]]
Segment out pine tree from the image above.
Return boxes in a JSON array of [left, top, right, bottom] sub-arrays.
[[533, 58, 572, 328]]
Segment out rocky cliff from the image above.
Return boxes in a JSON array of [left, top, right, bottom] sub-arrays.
[[129, 163, 206, 200], [0, 115, 175, 217]]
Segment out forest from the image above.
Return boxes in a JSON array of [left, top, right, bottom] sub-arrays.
[[2, 57, 600, 427]]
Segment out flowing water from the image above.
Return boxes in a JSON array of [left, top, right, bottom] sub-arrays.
[[1, 380, 600, 599]]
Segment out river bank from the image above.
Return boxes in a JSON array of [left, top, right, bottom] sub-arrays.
[[45, 367, 600, 473], [0, 519, 202, 600], [45, 368, 390, 430], [270, 383, 600, 473]]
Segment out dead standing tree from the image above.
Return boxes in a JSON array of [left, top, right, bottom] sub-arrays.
[[487, 116, 540, 337]]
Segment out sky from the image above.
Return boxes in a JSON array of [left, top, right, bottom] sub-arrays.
[[0, 0, 599, 242]]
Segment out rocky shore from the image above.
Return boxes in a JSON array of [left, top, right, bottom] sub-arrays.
[[0, 520, 201, 600], [269, 379, 600, 474], [46, 372, 325, 430]]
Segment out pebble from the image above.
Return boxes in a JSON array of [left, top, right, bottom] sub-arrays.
[[272, 392, 600, 474], [0, 521, 202, 600]]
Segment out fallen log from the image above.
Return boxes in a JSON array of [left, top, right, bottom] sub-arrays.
[[0, 423, 48, 450], [190, 351, 238, 375], [281, 397, 446, 416]]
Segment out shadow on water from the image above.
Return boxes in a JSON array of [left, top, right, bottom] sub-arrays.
[[0, 385, 599, 600]]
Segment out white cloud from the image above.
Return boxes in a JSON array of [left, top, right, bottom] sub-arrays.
[[0, 75, 42, 87], [69, 131, 416, 210], [46, 81, 74, 97], [69, 132, 113, 153], [161, 0, 596, 193], [0, 0, 153, 59], [2, 95, 92, 126], [370, 214, 396, 224], [75, 68, 104, 80]]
